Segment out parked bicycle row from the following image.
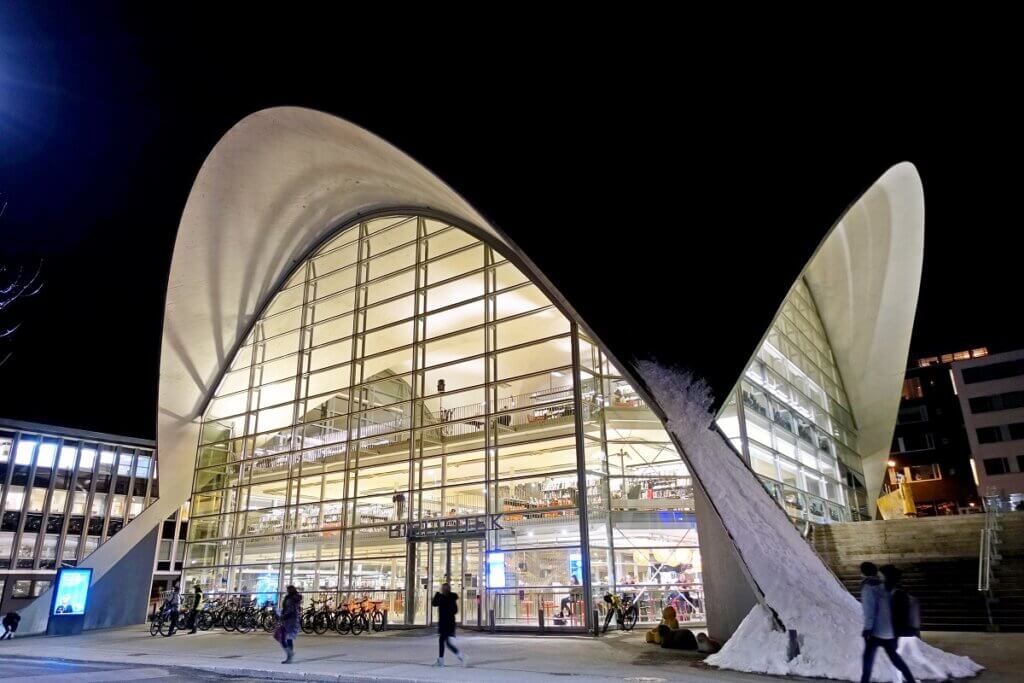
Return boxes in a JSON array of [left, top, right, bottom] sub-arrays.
[[149, 593, 387, 637]]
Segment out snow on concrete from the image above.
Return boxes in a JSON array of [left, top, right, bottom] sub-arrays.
[[636, 361, 983, 681]]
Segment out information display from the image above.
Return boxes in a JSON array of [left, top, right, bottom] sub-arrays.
[[52, 568, 92, 616]]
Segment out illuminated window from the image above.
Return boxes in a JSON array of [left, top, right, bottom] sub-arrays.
[[901, 377, 924, 400]]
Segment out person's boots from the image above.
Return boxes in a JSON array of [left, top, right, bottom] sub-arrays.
[[282, 646, 294, 664]]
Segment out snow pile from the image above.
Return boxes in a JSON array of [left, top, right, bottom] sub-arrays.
[[636, 361, 983, 681]]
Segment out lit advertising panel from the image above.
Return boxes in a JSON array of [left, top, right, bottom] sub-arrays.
[[52, 568, 92, 616]]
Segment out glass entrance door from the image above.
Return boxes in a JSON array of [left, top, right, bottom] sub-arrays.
[[411, 536, 484, 627]]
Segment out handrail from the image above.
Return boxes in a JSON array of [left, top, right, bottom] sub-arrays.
[[978, 495, 1000, 593], [977, 526, 991, 591]]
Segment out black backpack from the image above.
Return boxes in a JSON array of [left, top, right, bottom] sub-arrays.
[[892, 588, 920, 637]]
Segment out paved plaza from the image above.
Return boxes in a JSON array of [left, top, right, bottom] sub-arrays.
[[1, 626, 1019, 682]]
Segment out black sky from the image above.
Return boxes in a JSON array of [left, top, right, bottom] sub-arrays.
[[1, 5, 1021, 440]]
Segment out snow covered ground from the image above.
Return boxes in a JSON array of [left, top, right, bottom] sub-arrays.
[[637, 361, 983, 681]]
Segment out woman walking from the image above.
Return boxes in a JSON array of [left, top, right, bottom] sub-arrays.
[[276, 585, 302, 664], [432, 582, 466, 666]]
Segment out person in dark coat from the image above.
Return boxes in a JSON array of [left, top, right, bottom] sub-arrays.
[[1, 611, 21, 640], [186, 585, 203, 634], [432, 582, 466, 666], [278, 585, 302, 664]]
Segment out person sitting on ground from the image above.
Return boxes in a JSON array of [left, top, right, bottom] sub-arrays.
[[659, 625, 698, 650], [1, 611, 21, 640], [696, 632, 721, 654], [646, 605, 679, 644]]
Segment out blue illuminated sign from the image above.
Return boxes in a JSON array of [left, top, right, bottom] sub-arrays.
[[52, 568, 92, 616], [487, 552, 505, 589]]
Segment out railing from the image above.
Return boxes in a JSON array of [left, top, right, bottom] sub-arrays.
[[978, 495, 1002, 593]]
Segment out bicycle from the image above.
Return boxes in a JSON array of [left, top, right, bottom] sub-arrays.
[[149, 603, 178, 637], [601, 592, 639, 632]]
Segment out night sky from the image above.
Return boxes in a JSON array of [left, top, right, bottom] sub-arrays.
[[2, 5, 1021, 440]]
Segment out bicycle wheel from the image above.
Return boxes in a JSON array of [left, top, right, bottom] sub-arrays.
[[370, 610, 384, 632], [301, 610, 315, 634], [235, 611, 254, 634], [177, 611, 189, 631], [350, 613, 366, 635], [335, 611, 351, 635], [311, 611, 327, 635], [197, 611, 213, 631], [159, 617, 175, 637], [622, 607, 638, 631], [262, 611, 278, 633], [222, 611, 237, 632], [149, 617, 160, 636]]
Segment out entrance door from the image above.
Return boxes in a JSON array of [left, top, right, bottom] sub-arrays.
[[411, 536, 484, 627]]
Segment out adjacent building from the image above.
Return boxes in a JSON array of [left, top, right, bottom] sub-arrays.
[[0, 418, 158, 615], [952, 349, 1024, 508], [884, 350, 986, 515]]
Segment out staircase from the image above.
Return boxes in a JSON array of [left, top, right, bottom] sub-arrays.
[[813, 513, 1024, 632]]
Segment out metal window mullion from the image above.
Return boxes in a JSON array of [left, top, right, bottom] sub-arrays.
[[0, 432, 21, 562], [99, 446, 119, 540], [77, 444, 102, 563], [33, 437, 65, 569], [124, 449, 139, 523], [569, 323, 593, 630], [11, 436, 41, 570], [54, 442, 83, 567], [339, 222, 368, 593]]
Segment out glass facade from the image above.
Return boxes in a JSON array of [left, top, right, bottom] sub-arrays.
[[0, 421, 158, 613], [183, 214, 703, 629], [716, 278, 870, 523]]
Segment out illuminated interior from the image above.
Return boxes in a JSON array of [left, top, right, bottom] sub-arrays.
[[717, 278, 868, 522], [182, 214, 703, 629]]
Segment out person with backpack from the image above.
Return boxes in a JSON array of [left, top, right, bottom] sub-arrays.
[[859, 562, 916, 683], [880, 565, 920, 639]]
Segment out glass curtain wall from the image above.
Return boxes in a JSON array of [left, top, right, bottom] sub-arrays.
[[183, 214, 702, 629], [716, 277, 868, 523]]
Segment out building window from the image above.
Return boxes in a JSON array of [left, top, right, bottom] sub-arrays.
[[962, 358, 1024, 384], [901, 377, 924, 400], [977, 426, 1004, 444], [1009, 423, 1024, 441], [898, 405, 928, 424], [32, 580, 50, 597], [12, 580, 32, 597], [969, 390, 1024, 414], [893, 433, 935, 452], [983, 457, 1010, 475], [907, 464, 942, 482]]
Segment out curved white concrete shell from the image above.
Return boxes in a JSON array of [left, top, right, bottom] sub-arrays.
[[803, 162, 925, 511]]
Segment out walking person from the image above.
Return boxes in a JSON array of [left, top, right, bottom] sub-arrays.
[[276, 585, 302, 664], [859, 562, 916, 683], [186, 584, 203, 634], [1, 611, 20, 640], [432, 582, 466, 666]]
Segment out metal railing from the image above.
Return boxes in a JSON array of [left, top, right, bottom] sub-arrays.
[[978, 496, 1002, 594]]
